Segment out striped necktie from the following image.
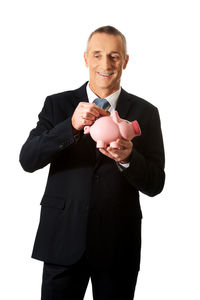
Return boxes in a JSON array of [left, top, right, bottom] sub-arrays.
[[93, 98, 111, 111]]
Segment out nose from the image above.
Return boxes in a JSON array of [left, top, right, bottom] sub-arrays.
[[101, 55, 112, 70]]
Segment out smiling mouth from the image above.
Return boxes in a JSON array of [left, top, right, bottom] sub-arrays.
[[97, 72, 114, 78]]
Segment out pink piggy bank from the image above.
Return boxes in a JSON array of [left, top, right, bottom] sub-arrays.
[[84, 110, 141, 148]]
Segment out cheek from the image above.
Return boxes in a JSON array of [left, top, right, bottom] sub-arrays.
[[92, 65, 100, 74], [116, 64, 123, 75], [89, 65, 97, 75], [88, 59, 98, 70]]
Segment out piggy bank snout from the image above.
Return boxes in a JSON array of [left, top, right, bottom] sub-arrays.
[[132, 121, 141, 136]]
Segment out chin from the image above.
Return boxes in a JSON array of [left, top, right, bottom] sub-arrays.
[[97, 84, 113, 91], [97, 78, 115, 88]]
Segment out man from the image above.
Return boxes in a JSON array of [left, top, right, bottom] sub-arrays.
[[20, 25, 165, 300]]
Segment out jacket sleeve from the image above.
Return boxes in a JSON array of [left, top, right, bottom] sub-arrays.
[[122, 107, 165, 197], [19, 96, 76, 173]]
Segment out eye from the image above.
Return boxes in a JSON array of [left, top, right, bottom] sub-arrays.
[[94, 54, 102, 59], [111, 55, 120, 61]]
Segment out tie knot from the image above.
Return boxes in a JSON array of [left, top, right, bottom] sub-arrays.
[[93, 98, 111, 111]]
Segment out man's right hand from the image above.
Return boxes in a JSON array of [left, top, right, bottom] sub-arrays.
[[71, 102, 108, 131]]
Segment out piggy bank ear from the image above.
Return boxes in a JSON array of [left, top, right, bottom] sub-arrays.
[[112, 110, 120, 123], [84, 126, 90, 134]]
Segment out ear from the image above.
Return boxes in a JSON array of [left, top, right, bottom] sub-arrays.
[[84, 52, 88, 67], [112, 110, 120, 123], [123, 55, 129, 70]]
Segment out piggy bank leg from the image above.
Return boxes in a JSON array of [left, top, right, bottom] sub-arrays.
[[96, 141, 107, 148], [110, 141, 118, 148]]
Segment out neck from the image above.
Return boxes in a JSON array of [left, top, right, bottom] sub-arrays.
[[89, 83, 120, 98]]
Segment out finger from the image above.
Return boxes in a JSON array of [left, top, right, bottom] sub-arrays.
[[82, 119, 94, 127], [92, 104, 109, 116], [100, 147, 130, 163], [107, 147, 123, 154], [107, 145, 126, 153], [99, 148, 115, 160], [116, 138, 131, 147], [81, 111, 97, 121], [114, 140, 133, 151], [107, 146, 130, 159], [79, 103, 109, 118], [81, 105, 104, 119]]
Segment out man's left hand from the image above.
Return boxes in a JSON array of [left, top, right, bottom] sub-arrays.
[[99, 139, 133, 164]]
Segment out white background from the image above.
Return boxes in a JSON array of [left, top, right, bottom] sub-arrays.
[[1, 0, 200, 299]]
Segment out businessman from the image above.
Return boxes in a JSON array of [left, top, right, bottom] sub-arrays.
[[20, 25, 165, 300]]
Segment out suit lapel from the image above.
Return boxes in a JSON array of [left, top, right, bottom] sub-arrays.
[[116, 88, 133, 119], [72, 82, 89, 106]]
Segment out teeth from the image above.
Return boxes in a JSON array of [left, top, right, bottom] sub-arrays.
[[98, 72, 113, 77]]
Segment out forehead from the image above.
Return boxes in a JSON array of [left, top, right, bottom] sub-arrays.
[[88, 33, 124, 54]]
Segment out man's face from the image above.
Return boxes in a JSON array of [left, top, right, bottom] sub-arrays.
[[84, 33, 129, 97]]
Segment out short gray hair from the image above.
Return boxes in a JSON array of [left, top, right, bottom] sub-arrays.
[[86, 25, 127, 56]]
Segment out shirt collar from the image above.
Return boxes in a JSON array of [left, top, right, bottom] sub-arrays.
[[86, 82, 121, 111]]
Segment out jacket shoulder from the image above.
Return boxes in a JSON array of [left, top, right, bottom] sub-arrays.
[[46, 82, 88, 102], [124, 90, 157, 111], [38, 83, 88, 123]]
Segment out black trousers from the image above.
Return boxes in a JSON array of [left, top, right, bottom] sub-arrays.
[[41, 254, 138, 300]]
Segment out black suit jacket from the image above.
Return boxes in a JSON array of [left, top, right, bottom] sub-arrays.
[[20, 82, 165, 270]]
